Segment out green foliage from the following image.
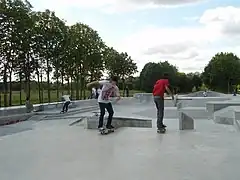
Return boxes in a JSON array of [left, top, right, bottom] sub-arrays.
[[139, 61, 202, 93], [139, 61, 179, 93], [202, 52, 240, 92]]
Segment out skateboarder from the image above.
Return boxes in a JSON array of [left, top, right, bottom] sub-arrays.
[[61, 94, 71, 113], [86, 76, 121, 131], [87, 76, 121, 131], [152, 73, 174, 131]]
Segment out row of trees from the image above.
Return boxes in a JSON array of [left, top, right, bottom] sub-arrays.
[[139, 61, 202, 93], [1, 1, 239, 107], [0, 0, 137, 106], [139, 52, 240, 94], [202, 52, 240, 93]]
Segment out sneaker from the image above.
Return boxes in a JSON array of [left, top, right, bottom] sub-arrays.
[[157, 124, 166, 130], [106, 125, 114, 129]]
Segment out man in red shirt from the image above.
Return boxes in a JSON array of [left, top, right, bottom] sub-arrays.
[[152, 73, 174, 131]]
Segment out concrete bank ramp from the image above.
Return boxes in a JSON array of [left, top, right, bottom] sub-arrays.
[[184, 91, 226, 97]]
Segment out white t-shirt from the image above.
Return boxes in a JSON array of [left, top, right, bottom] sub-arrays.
[[98, 80, 120, 103], [97, 88, 101, 94], [203, 92, 207, 97], [62, 95, 71, 102], [92, 88, 96, 96]]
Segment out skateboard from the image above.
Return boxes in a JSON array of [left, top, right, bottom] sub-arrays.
[[92, 111, 107, 116], [157, 127, 166, 133], [92, 111, 100, 116], [60, 111, 68, 114], [99, 128, 115, 135]]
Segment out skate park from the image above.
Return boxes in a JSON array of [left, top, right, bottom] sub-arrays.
[[1, 91, 240, 179]]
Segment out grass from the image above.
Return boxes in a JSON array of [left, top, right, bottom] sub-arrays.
[[0, 90, 143, 107]]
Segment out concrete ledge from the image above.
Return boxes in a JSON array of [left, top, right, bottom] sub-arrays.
[[38, 105, 97, 114], [0, 99, 98, 116], [206, 101, 240, 119], [84, 115, 152, 129], [133, 93, 230, 107], [179, 112, 194, 130], [178, 97, 230, 108], [0, 113, 34, 126], [35, 105, 99, 120], [179, 107, 207, 119]]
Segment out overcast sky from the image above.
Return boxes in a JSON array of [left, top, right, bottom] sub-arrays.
[[29, 0, 240, 73]]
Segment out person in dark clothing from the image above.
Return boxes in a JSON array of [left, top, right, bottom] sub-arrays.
[[124, 85, 129, 97], [152, 73, 174, 131], [61, 95, 71, 113]]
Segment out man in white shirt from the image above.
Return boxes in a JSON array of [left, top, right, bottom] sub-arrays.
[[91, 87, 97, 99], [61, 95, 71, 113], [87, 76, 121, 131], [96, 87, 101, 98]]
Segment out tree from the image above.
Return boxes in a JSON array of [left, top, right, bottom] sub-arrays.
[[139, 61, 177, 93], [191, 73, 202, 91], [175, 72, 193, 93], [34, 10, 67, 102], [0, 0, 33, 106], [104, 48, 137, 89], [66, 23, 105, 99], [202, 52, 240, 92]]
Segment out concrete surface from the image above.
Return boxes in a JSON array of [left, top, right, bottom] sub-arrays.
[[1, 92, 240, 180]]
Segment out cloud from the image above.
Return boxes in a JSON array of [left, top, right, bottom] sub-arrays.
[[30, 0, 204, 14], [116, 6, 240, 73], [29, 0, 240, 73], [200, 6, 240, 36]]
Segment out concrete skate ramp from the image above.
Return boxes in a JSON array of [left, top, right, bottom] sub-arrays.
[[184, 91, 226, 97]]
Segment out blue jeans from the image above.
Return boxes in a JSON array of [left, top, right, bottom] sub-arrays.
[[98, 102, 114, 128], [62, 101, 70, 112], [154, 96, 164, 129]]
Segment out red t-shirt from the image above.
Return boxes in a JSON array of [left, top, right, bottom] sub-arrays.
[[152, 79, 169, 97]]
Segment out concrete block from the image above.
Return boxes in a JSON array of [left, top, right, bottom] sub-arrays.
[[84, 115, 152, 129], [164, 107, 178, 118], [179, 112, 194, 130], [213, 107, 234, 125], [233, 108, 240, 131], [179, 97, 229, 108], [179, 107, 207, 119], [206, 101, 240, 119]]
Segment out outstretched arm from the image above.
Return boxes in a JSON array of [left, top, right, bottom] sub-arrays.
[[165, 86, 174, 100], [86, 81, 100, 89]]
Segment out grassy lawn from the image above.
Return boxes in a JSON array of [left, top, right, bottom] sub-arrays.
[[0, 90, 144, 106]]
